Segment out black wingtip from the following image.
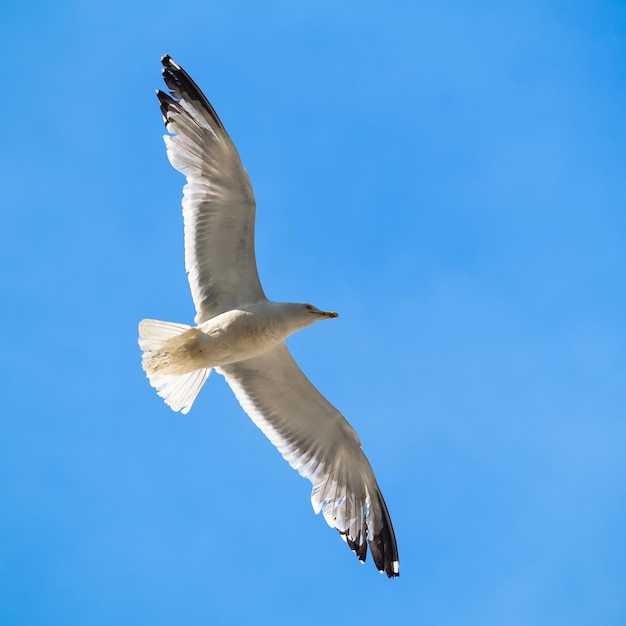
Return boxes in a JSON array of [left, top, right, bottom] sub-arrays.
[[339, 489, 400, 578], [161, 54, 181, 73], [157, 55, 226, 132], [343, 531, 368, 563], [368, 490, 400, 578], [372, 526, 400, 578]]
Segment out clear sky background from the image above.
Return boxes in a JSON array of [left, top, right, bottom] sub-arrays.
[[2, 1, 625, 624]]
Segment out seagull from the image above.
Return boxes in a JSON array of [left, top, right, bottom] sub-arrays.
[[139, 55, 400, 577]]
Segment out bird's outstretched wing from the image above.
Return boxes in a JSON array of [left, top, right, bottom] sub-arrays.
[[218, 344, 400, 577], [157, 55, 265, 322]]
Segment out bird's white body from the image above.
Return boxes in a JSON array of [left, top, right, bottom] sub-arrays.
[[140, 301, 331, 376]]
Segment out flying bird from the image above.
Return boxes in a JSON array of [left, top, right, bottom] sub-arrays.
[[139, 55, 400, 577]]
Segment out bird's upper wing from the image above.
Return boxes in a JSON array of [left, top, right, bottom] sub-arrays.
[[217, 343, 400, 577], [157, 55, 265, 323]]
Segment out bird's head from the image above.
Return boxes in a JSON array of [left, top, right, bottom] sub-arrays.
[[302, 303, 339, 320], [281, 302, 339, 333]]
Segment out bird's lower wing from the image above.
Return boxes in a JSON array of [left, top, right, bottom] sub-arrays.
[[217, 343, 399, 577]]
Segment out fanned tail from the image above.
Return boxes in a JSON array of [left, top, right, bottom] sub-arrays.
[[138, 319, 210, 414]]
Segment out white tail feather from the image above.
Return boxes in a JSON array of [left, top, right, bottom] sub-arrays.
[[147, 368, 210, 414], [138, 319, 211, 414]]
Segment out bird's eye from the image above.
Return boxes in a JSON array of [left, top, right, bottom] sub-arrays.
[[305, 305, 312, 311]]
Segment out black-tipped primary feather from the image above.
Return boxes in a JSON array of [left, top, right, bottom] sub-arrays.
[[368, 491, 400, 577], [160, 54, 226, 131]]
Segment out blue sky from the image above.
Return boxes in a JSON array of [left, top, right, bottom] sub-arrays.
[[2, 1, 625, 624]]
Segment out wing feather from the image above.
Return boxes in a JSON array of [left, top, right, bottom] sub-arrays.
[[218, 344, 400, 577]]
